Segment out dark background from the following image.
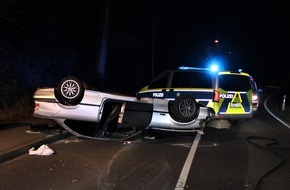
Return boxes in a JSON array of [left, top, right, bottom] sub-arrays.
[[1, 0, 289, 95]]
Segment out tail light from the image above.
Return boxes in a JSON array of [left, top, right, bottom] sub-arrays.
[[34, 103, 40, 111], [252, 93, 258, 101], [213, 90, 220, 102], [252, 92, 259, 110]]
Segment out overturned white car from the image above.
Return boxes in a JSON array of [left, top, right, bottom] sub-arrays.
[[33, 76, 214, 140]]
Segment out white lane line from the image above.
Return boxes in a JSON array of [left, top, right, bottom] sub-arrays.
[[264, 92, 290, 128], [175, 133, 201, 190]]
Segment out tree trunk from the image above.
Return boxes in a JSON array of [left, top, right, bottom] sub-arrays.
[[98, 0, 110, 84]]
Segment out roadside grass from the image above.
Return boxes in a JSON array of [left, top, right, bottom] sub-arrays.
[[0, 90, 34, 123]]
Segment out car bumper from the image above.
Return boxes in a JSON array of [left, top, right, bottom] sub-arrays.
[[210, 112, 254, 120]]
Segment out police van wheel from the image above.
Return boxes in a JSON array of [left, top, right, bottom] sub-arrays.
[[170, 95, 198, 122]]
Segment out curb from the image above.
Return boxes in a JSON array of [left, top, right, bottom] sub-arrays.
[[0, 132, 70, 164]]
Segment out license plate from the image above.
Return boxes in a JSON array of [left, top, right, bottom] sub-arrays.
[[230, 102, 241, 108]]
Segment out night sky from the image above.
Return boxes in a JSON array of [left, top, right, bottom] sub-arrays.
[[154, 0, 290, 88], [1, 0, 289, 95]]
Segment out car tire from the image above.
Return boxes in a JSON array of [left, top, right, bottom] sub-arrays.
[[170, 95, 199, 122], [55, 76, 85, 105]]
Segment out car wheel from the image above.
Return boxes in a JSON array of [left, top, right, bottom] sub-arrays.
[[170, 95, 199, 122], [55, 76, 85, 105]]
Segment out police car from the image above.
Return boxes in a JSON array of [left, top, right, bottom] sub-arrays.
[[136, 66, 259, 124]]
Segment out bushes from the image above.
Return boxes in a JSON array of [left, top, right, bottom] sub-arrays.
[[0, 87, 34, 122]]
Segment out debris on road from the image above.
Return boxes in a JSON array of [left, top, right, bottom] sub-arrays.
[[28, 144, 54, 156]]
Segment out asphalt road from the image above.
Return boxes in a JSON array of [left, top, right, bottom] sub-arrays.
[[1, 92, 290, 190]]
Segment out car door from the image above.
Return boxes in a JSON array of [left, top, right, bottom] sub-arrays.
[[169, 71, 214, 106], [214, 72, 253, 119], [137, 71, 172, 99]]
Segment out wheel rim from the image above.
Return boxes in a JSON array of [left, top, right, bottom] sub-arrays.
[[61, 80, 80, 99], [178, 98, 196, 117]]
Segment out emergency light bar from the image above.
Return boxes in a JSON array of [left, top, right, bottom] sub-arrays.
[[178, 64, 219, 72]]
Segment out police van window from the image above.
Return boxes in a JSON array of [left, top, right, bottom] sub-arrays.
[[171, 71, 212, 88], [218, 75, 251, 91], [148, 72, 170, 89]]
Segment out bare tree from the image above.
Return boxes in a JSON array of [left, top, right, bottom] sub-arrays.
[[97, 0, 111, 86]]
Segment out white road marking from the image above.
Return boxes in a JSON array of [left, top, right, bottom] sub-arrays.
[[171, 143, 192, 148], [175, 133, 201, 190], [199, 143, 218, 147], [264, 92, 290, 128]]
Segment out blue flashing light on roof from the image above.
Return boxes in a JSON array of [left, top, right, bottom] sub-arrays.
[[178, 64, 220, 73], [205, 56, 225, 72], [178, 66, 209, 71], [210, 64, 219, 72]]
